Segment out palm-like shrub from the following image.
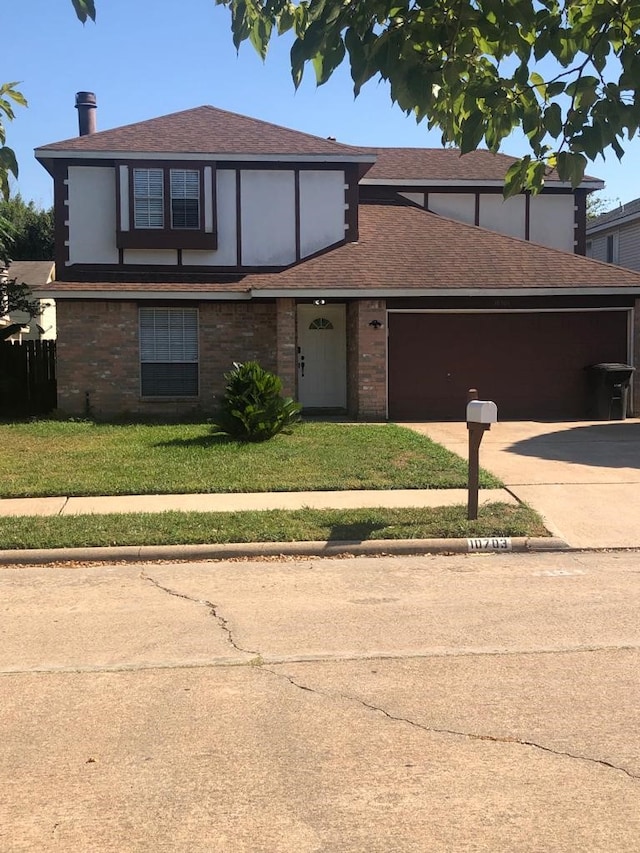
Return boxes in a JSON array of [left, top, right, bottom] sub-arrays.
[[214, 361, 302, 442]]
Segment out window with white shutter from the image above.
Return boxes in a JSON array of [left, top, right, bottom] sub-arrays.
[[139, 307, 199, 397], [133, 168, 165, 229]]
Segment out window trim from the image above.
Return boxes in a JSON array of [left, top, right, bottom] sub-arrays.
[[117, 161, 217, 250], [139, 306, 200, 399]]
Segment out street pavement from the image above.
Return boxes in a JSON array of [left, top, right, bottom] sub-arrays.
[[2, 550, 640, 851], [407, 419, 640, 549]]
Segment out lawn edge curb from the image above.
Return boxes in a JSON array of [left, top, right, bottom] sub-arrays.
[[0, 536, 571, 565]]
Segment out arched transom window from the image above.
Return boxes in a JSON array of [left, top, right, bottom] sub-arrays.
[[309, 317, 334, 330]]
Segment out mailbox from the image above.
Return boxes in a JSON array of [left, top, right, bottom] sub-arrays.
[[466, 400, 498, 424]]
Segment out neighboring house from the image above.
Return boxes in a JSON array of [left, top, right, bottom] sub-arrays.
[[1, 260, 56, 341], [33, 93, 640, 421], [586, 198, 640, 273]]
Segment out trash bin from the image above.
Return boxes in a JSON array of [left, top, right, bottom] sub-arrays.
[[586, 363, 635, 420]]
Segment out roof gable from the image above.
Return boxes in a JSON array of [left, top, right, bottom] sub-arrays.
[[36, 105, 372, 159]]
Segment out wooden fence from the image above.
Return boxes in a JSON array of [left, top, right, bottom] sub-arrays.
[[0, 340, 57, 417]]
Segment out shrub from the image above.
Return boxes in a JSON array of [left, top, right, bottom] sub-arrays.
[[213, 361, 302, 442]]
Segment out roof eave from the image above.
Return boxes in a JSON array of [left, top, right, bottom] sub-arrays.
[[37, 287, 252, 300], [587, 211, 640, 234], [360, 178, 605, 190], [34, 149, 377, 165], [253, 285, 640, 297]]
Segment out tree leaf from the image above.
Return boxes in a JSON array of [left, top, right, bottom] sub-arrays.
[[543, 102, 563, 138], [0, 146, 19, 179], [312, 39, 346, 86], [503, 158, 529, 199], [460, 110, 485, 154], [71, 0, 96, 22]]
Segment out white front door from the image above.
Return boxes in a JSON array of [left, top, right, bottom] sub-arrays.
[[297, 304, 347, 408]]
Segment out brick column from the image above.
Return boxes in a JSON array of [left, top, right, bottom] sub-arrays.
[[276, 298, 297, 398], [347, 299, 387, 420]]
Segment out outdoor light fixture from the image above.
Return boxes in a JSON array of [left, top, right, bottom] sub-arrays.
[[313, 298, 326, 306], [369, 319, 383, 329]]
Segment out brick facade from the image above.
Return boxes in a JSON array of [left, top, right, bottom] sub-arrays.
[[347, 299, 387, 420], [56, 300, 277, 418], [56, 297, 392, 420], [56, 300, 140, 417], [201, 302, 277, 412]]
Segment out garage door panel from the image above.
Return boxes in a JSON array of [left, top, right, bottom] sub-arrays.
[[388, 312, 628, 420]]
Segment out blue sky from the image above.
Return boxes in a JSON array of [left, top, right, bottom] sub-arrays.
[[7, 0, 640, 209]]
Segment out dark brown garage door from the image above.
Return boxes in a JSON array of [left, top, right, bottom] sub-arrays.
[[388, 311, 629, 420]]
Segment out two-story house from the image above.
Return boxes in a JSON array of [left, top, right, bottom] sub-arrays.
[[34, 92, 640, 421]]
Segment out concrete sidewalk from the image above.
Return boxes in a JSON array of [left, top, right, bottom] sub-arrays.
[[0, 487, 516, 517]]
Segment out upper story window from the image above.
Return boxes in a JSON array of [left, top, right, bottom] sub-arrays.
[[118, 162, 216, 250], [132, 168, 201, 231], [606, 233, 618, 264], [134, 168, 164, 229], [170, 169, 200, 229]]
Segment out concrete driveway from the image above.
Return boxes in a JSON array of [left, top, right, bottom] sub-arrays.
[[405, 419, 640, 549]]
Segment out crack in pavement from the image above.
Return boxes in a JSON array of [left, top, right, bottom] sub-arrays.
[[265, 668, 640, 783], [136, 572, 639, 783], [2, 643, 638, 676], [139, 570, 260, 657]]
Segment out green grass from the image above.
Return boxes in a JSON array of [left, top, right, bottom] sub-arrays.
[[0, 504, 547, 550], [0, 420, 501, 498]]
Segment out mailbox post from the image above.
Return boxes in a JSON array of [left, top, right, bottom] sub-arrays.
[[466, 393, 498, 520]]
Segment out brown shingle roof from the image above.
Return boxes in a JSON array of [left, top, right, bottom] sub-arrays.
[[246, 202, 640, 291], [362, 147, 520, 181], [6, 260, 54, 287], [36, 105, 373, 158]]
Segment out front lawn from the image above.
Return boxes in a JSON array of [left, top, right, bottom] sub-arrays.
[[0, 420, 501, 497], [0, 504, 547, 550]]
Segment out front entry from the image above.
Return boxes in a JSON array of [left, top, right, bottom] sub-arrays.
[[297, 304, 347, 409]]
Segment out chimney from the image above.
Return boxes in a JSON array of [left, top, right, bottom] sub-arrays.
[[75, 91, 97, 136]]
